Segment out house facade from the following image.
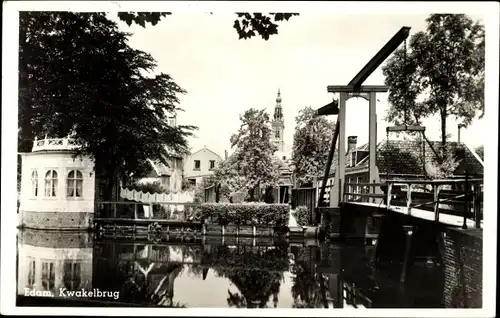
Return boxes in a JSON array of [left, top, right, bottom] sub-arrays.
[[183, 146, 223, 186], [18, 230, 93, 298], [18, 136, 96, 230]]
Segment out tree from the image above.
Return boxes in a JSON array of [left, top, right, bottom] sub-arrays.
[[228, 108, 280, 201], [211, 157, 241, 202], [116, 12, 299, 40], [382, 14, 485, 155], [19, 12, 196, 200], [291, 106, 336, 185]]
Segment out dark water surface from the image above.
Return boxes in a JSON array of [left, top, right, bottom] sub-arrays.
[[16, 229, 445, 308]]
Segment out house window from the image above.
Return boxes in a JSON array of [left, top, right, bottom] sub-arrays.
[[275, 131, 280, 138], [31, 171, 38, 197], [27, 258, 35, 288], [63, 261, 81, 291], [194, 160, 200, 170], [356, 176, 363, 201], [351, 152, 356, 167], [209, 160, 215, 170], [67, 170, 83, 197], [283, 156, 286, 160], [44, 170, 58, 197], [41, 261, 55, 291], [348, 178, 354, 200]]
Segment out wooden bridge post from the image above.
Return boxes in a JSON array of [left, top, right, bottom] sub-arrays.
[[386, 182, 393, 209], [400, 225, 414, 283], [406, 184, 412, 216], [462, 173, 469, 230], [473, 185, 481, 228], [433, 185, 440, 222], [371, 180, 376, 203], [368, 92, 378, 190]]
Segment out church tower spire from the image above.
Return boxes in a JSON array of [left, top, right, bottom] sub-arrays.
[[272, 89, 284, 152]]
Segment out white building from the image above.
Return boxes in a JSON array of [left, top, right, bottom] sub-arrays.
[[17, 230, 93, 297], [183, 146, 223, 186], [18, 136, 95, 230]]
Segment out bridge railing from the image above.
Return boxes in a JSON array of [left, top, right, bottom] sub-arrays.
[[385, 178, 483, 228], [343, 182, 385, 203], [343, 178, 483, 228]]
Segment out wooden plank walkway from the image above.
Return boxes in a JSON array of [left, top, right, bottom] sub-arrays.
[[348, 202, 481, 228]]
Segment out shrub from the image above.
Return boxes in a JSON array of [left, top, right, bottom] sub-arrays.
[[200, 202, 290, 227], [294, 206, 309, 227]]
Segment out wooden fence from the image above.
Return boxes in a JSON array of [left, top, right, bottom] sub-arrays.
[[292, 187, 318, 225], [120, 187, 194, 203]]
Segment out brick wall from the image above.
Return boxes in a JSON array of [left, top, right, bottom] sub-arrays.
[[20, 211, 93, 230], [443, 228, 482, 308]]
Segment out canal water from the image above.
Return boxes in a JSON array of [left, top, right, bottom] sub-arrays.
[[16, 229, 445, 308]]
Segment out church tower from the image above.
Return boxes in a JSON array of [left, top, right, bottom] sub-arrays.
[[271, 89, 285, 152]]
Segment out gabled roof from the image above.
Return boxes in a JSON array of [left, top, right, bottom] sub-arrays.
[[188, 146, 222, 160], [322, 139, 484, 177]]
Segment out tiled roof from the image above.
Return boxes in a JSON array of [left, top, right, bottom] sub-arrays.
[[323, 139, 483, 177]]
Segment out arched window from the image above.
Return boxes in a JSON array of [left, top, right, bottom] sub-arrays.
[[44, 170, 58, 197], [31, 171, 38, 197], [67, 170, 83, 197]]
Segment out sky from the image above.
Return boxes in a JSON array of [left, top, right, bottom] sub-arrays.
[[109, 11, 486, 158]]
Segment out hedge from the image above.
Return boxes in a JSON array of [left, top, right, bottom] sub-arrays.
[[294, 206, 309, 227], [200, 202, 290, 227]]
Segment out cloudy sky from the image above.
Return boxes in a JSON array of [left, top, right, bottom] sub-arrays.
[[107, 11, 486, 158]]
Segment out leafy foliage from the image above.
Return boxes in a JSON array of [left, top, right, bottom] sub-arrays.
[[19, 12, 196, 200], [200, 202, 290, 227], [294, 206, 310, 227], [292, 106, 336, 184], [209, 245, 287, 308], [117, 12, 172, 27], [117, 12, 299, 41], [425, 144, 461, 178], [382, 14, 485, 151], [233, 13, 299, 40], [224, 108, 282, 201]]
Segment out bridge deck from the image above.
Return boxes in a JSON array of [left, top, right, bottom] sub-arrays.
[[348, 202, 481, 228]]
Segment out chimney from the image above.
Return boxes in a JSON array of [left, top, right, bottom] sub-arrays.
[[457, 124, 464, 144], [347, 136, 358, 152], [225, 150, 228, 160]]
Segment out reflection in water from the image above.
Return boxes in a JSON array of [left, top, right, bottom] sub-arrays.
[[17, 230, 446, 308]]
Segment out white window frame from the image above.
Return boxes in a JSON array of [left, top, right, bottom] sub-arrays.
[[67, 169, 84, 198], [31, 170, 38, 198], [44, 170, 58, 198]]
